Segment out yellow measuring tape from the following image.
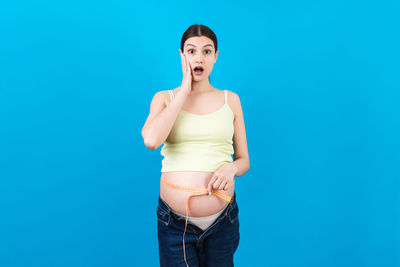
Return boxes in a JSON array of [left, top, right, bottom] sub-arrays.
[[160, 176, 234, 267]]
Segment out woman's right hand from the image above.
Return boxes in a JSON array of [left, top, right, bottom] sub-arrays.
[[179, 49, 192, 95]]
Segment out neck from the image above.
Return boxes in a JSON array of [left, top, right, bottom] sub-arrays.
[[190, 79, 213, 93]]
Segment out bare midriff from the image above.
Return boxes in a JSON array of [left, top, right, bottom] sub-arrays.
[[160, 171, 235, 217]]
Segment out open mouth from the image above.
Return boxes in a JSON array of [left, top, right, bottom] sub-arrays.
[[193, 66, 204, 75]]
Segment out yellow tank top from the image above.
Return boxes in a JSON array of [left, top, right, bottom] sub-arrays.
[[160, 89, 234, 172]]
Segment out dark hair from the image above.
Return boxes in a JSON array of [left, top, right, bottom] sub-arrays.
[[181, 24, 218, 82]]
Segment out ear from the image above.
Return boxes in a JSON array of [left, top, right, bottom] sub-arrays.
[[214, 50, 219, 63]]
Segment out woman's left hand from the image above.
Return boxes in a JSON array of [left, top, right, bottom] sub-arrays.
[[207, 163, 238, 193]]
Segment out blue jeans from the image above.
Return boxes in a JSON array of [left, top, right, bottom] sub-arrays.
[[156, 192, 240, 267]]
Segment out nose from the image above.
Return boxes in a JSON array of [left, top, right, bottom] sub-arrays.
[[194, 54, 204, 63]]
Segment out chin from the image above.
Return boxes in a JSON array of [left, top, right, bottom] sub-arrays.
[[193, 75, 207, 81]]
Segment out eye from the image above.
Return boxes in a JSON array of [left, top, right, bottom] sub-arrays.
[[187, 49, 212, 54]]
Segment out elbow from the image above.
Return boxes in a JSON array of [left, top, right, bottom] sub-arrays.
[[142, 129, 157, 150], [143, 135, 162, 150], [243, 158, 250, 174], [143, 137, 158, 150], [142, 128, 166, 151]]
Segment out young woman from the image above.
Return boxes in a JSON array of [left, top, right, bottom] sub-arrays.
[[141, 24, 250, 267]]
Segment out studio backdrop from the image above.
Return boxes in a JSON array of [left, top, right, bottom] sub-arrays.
[[1, 0, 399, 266]]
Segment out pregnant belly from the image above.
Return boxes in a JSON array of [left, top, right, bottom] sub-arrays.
[[160, 171, 235, 217]]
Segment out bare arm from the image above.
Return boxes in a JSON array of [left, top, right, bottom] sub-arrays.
[[231, 92, 250, 177], [142, 51, 193, 150], [141, 89, 189, 150]]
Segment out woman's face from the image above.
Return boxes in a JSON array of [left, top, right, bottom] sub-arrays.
[[181, 36, 219, 81]]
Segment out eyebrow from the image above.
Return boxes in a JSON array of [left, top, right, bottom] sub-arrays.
[[185, 44, 213, 48]]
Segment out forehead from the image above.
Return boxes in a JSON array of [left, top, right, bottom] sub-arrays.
[[184, 36, 214, 48]]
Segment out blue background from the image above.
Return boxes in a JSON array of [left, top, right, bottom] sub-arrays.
[[1, 0, 399, 266]]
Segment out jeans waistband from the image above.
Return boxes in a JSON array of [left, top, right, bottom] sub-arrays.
[[158, 191, 236, 219]]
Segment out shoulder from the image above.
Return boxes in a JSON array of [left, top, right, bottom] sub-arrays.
[[149, 90, 165, 107], [153, 88, 178, 107], [225, 90, 242, 118], [225, 89, 240, 104]]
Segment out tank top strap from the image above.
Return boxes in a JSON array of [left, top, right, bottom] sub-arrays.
[[224, 90, 228, 104], [168, 90, 174, 100]]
